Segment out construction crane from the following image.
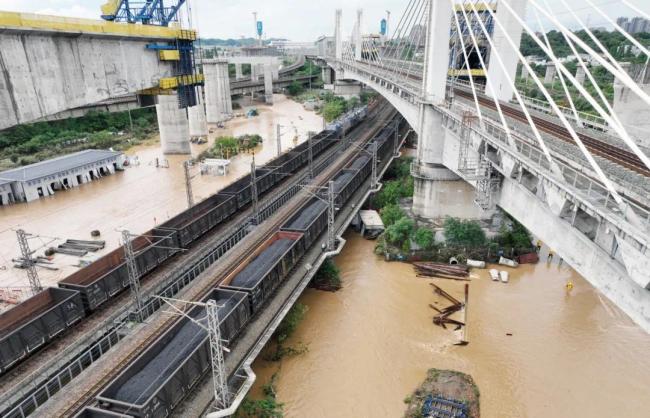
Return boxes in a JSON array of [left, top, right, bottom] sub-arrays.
[[101, 0, 187, 26]]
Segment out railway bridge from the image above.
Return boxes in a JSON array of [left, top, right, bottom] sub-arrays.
[[317, 0, 650, 333]]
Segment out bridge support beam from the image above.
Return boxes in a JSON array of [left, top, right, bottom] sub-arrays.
[[322, 67, 333, 85], [188, 87, 208, 138], [156, 94, 191, 154], [355, 9, 363, 61], [485, 0, 528, 102], [205, 61, 232, 123], [575, 66, 586, 85]]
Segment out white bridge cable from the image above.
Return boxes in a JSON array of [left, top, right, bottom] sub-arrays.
[[490, 0, 627, 207], [534, 7, 583, 128], [501, 0, 650, 172], [527, 0, 650, 109], [553, 0, 629, 130], [463, 0, 558, 171], [456, 1, 516, 148], [450, 1, 484, 122], [382, 0, 427, 85]]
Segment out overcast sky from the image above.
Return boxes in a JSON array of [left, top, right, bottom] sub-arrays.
[[0, 0, 648, 41]]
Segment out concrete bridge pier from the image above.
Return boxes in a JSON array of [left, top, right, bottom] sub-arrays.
[[544, 62, 557, 84], [575, 66, 586, 85], [264, 65, 274, 104], [611, 62, 650, 147], [271, 64, 280, 80], [251, 64, 263, 82], [334, 80, 362, 98], [205, 61, 232, 123], [235, 63, 244, 80], [156, 94, 191, 154], [322, 67, 333, 85], [188, 87, 208, 138]]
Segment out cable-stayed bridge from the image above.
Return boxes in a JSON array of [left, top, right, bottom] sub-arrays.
[[317, 0, 650, 331]]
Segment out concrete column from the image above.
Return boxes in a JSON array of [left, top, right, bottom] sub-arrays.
[[205, 62, 232, 123], [485, 0, 528, 102], [216, 61, 233, 118], [264, 64, 274, 104], [544, 62, 556, 84], [156, 94, 191, 154], [520, 64, 529, 80], [235, 63, 244, 80], [271, 64, 280, 80], [335, 9, 342, 60], [188, 87, 208, 138], [612, 62, 650, 147], [355, 9, 363, 61], [575, 66, 586, 85], [322, 67, 332, 84], [422, 0, 452, 104]]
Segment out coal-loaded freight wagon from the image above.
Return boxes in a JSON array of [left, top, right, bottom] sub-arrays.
[[0, 287, 84, 374], [0, 106, 369, 377], [96, 289, 250, 418], [220, 231, 304, 315], [85, 112, 400, 418]]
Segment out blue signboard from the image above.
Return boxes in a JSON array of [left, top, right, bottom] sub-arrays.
[[380, 19, 387, 35], [257, 21, 263, 37]]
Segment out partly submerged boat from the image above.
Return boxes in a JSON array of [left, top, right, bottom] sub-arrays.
[[499, 270, 509, 283], [489, 269, 499, 281]]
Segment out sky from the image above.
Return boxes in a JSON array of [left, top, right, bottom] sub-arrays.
[[0, 0, 648, 41]]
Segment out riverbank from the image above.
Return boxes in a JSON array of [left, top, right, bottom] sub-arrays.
[[249, 232, 650, 417]]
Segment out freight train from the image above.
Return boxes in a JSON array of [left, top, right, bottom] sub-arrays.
[[0, 107, 370, 376], [89, 118, 398, 418]]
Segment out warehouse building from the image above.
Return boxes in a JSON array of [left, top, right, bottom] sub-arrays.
[[0, 150, 125, 204]]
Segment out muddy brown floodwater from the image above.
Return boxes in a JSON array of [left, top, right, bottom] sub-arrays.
[[251, 232, 650, 418], [0, 94, 322, 298]]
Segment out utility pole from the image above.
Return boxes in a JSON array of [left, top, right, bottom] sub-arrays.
[[393, 119, 400, 157], [371, 141, 378, 190], [207, 299, 230, 409], [276, 124, 282, 156], [184, 160, 194, 209], [327, 180, 335, 251], [250, 156, 259, 224], [16, 229, 41, 295], [308, 132, 314, 179], [122, 230, 143, 322], [156, 296, 230, 412]]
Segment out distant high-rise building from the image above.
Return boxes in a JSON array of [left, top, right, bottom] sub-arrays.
[[616, 16, 650, 34]]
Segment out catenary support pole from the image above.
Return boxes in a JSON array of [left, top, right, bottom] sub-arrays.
[[16, 229, 41, 295], [122, 230, 143, 322]]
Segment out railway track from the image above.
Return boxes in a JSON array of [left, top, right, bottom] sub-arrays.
[[56, 102, 397, 417], [454, 88, 650, 177]]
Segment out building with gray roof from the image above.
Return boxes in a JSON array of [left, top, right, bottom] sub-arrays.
[[0, 149, 124, 204]]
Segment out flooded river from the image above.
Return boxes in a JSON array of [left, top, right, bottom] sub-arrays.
[[251, 232, 650, 418], [0, 94, 322, 294]]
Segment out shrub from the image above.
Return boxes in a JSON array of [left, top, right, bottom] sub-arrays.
[[380, 204, 405, 227], [443, 217, 487, 247], [414, 228, 434, 250], [385, 216, 415, 247]]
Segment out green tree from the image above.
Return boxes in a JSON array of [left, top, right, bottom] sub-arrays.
[[496, 217, 532, 249], [414, 228, 434, 250], [380, 203, 405, 227], [322, 100, 346, 122], [385, 216, 415, 247], [286, 81, 304, 96], [443, 217, 487, 247], [274, 303, 308, 344], [312, 259, 341, 290]]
